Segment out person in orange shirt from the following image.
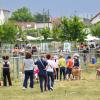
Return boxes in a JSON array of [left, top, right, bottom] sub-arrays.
[[66, 56, 73, 80]]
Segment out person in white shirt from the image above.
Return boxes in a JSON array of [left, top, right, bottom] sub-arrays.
[[52, 55, 59, 80], [46, 54, 56, 91], [22, 52, 34, 89]]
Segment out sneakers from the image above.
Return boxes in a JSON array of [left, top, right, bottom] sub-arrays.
[[22, 87, 26, 90], [50, 87, 53, 91]]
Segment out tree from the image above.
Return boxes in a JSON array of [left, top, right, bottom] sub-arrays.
[[10, 7, 34, 22], [90, 23, 100, 38], [52, 17, 70, 41], [0, 25, 4, 46], [40, 27, 50, 40], [52, 16, 86, 42], [69, 16, 86, 42], [1, 21, 18, 43], [0, 25, 4, 41], [59, 17, 70, 41], [52, 24, 61, 41], [34, 12, 50, 23]]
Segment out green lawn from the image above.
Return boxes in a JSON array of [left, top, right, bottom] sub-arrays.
[[0, 70, 100, 100]]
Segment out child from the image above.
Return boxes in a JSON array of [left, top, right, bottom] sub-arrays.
[[2, 55, 12, 86], [34, 66, 39, 83], [66, 56, 73, 80]]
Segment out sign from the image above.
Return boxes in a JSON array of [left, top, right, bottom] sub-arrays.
[[63, 42, 71, 52]]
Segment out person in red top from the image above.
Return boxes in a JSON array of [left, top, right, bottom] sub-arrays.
[[66, 56, 73, 80]]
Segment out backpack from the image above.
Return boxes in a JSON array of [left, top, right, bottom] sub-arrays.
[[74, 58, 79, 67], [3, 61, 9, 68]]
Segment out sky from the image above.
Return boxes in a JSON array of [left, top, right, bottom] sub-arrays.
[[0, 0, 100, 18]]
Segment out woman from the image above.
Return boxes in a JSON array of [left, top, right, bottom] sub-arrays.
[[34, 55, 48, 92], [53, 55, 59, 80], [46, 54, 56, 91], [22, 52, 34, 89]]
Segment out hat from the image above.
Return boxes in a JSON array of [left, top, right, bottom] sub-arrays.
[[73, 53, 79, 57], [59, 54, 63, 57], [54, 55, 58, 59]]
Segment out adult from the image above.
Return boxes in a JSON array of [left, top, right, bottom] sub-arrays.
[[22, 52, 34, 89], [53, 55, 59, 80], [34, 55, 48, 92], [58, 54, 66, 80], [72, 55, 81, 80], [46, 54, 56, 91]]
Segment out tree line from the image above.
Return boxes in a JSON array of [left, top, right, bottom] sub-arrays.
[[0, 6, 100, 45]]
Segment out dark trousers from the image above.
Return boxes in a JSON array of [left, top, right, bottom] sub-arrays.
[[66, 68, 72, 79], [23, 70, 34, 88], [3, 68, 12, 86], [38, 74, 47, 92], [47, 72, 54, 90], [60, 67, 66, 80], [55, 68, 59, 80]]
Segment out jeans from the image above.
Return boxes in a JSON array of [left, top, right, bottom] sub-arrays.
[[60, 67, 66, 80], [55, 68, 59, 80], [47, 71, 54, 90], [38, 74, 47, 92], [3, 68, 12, 86], [23, 70, 34, 88]]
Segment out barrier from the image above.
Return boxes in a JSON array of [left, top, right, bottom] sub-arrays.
[[0, 51, 99, 80]]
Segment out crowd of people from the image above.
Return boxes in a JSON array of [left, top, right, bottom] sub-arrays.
[[0, 41, 99, 93], [0, 51, 83, 93], [22, 52, 82, 92], [0, 43, 99, 92]]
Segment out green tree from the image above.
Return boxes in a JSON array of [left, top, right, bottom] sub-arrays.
[[52, 17, 70, 41], [69, 16, 86, 42], [34, 12, 50, 23], [90, 23, 100, 38], [59, 17, 70, 41], [52, 16, 86, 42], [52, 24, 61, 41], [40, 27, 50, 40], [1, 21, 18, 43], [10, 6, 34, 22], [0, 25, 4, 41]]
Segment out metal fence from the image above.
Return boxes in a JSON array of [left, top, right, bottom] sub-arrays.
[[0, 51, 100, 80]]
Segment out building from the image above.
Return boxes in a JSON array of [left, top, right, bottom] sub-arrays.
[[0, 9, 10, 25], [34, 22, 52, 30], [16, 22, 53, 31], [16, 22, 35, 31], [90, 12, 100, 24]]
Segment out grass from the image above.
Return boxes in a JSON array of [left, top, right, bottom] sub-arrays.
[[0, 70, 100, 100]]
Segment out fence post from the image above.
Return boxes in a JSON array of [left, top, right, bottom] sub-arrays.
[[16, 56, 20, 79]]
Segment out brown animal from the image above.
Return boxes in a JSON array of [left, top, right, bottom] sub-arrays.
[[96, 65, 100, 79], [72, 68, 81, 80]]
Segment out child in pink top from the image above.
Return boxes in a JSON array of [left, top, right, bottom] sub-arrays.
[[34, 66, 39, 82]]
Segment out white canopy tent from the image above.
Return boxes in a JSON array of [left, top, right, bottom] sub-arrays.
[[85, 34, 100, 41], [26, 36, 39, 41]]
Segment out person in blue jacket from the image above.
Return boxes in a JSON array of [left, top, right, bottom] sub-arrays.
[[34, 55, 48, 92]]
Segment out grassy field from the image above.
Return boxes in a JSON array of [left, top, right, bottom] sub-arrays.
[[0, 69, 100, 100]]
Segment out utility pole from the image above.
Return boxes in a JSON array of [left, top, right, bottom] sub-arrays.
[[47, 9, 50, 29], [43, 8, 45, 23]]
